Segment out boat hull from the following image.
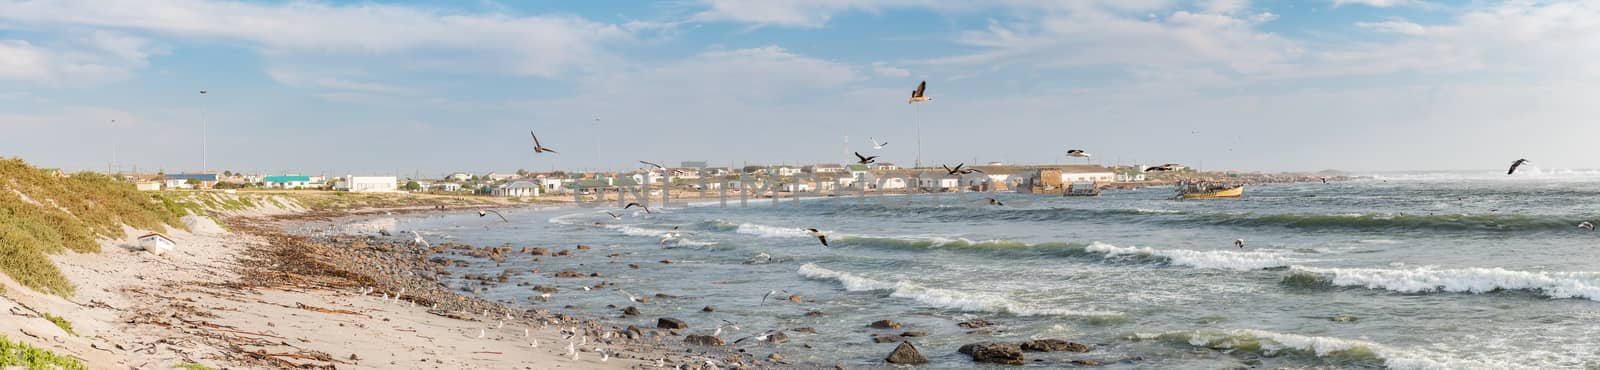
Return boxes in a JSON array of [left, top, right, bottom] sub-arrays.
[[1180, 186, 1243, 199]]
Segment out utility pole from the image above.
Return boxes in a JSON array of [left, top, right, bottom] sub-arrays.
[[199, 89, 209, 173]]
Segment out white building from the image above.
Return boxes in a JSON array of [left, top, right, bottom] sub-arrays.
[[534, 177, 567, 194], [493, 181, 540, 197], [1061, 171, 1115, 184], [336, 176, 399, 192], [918, 173, 961, 191], [483, 172, 517, 182], [774, 166, 802, 176]]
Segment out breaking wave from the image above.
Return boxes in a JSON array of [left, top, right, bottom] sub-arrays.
[[735, 223, 812, 238], [797, 264, 1121, 317], [1085, 242, 1299, 271], [1286, 266, 1600, 301], [1141, 329, 1510, 370]]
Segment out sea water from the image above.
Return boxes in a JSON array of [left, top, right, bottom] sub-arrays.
[[388, 171, 1600, 369]]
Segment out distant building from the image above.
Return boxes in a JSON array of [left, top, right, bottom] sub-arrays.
[[446, 172, 473, 181], [873, 163, 899, 171], [493, 181, 540, 197], [483, 172, 517, 182], [436, 183, 463, 192], [534, 178, 567, 194], [263, 175, 313, 189], [917, 173, 961, 191], [807, 163, 847, 174], [335, 176, 398, 192], [135, 181, 163, 191], [1061, 170, 1115, 184], [164, 173, 218, 189], [774, 166, 801, 177]]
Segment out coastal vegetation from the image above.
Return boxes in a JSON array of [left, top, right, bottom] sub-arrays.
[[0, 335, 88, 370], [41, 312, 75, 336]]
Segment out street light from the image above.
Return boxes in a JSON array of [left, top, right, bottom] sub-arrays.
[[199, 89, 208, 173], [109, 119, 117, 174]]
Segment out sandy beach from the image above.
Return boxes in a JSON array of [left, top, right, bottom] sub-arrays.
[[0, 201, 738, 369]]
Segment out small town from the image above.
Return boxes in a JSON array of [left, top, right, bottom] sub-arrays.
[[112, 161, 1343, 201]]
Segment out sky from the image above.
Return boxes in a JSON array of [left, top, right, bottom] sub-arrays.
[[2, 0, 1597, 176]]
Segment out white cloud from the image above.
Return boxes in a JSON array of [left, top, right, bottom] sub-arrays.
[[0, 31, 160, 86], [689, 0, 894, 28], [1355, 20, 1427, 35], [871, 62, 911, 77], [267, 67, 418, 96], [0, 0, 633, 78], [1332, 0, 1425, 8]]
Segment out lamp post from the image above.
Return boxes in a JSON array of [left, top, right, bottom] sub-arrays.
[[200, 89, 208, 173], [109, 119, 118, 174]]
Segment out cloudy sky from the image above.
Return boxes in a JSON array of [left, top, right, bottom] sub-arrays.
[[2, 0, 1595, 175]]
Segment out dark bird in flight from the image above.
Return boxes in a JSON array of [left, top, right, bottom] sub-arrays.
[[529, 131, 557, 154], [804, 228, 828, 247], [943, 163, 965, 175], [908, 81, 931, 104], [1145, 165, 1175, 172], [625, 202, 652, 214], [854, 152, 878, 165], [640, 161, 665, 170], [478, 209, 509, 223], [1507, 159, 1529, 175]]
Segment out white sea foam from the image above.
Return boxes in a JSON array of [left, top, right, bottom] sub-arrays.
[[1292, 266, 1600, 301], [547, 212, 589, 225], [797, 264, 1120, 317], [1170, 329, 1510, 370], [1084, 242, 1296, 271], [735, 223, 811, 238]]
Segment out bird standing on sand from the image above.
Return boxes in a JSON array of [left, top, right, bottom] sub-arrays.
[[908, 81, 931, 104], [1580, 222, 1595, 232], [1508, 159, 1530, 175], [478, 209, 509, 223], [1066, 149, 1091, 158], [529, 131, 557, 154], [1234, 239, 1245, 248], [854, 152, 878, 165], [871, 137, 888, 150], [805, 228, 829, 247], [625, 202, 653, 214]]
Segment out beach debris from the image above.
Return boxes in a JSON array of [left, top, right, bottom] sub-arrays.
[[885, 341, 929, 364]]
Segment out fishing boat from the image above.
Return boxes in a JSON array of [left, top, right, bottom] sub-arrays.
[[1175, 180, 1243, 199]]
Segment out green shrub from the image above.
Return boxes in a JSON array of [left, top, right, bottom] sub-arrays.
[[0, 335, 88, 370], [40, 313, 75, 336]]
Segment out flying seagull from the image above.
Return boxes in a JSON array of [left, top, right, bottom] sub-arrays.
[[529, 131, 557, 154], [854, 152, 878, 165], [1580, 222, 1595, 232], [987, 198, 1003, 206], [479, 209, 509, 223], [640, 161, 666, 170], [908, 80, 931, 104], [870, 137, 888, 150], [804, 228, 829, 247], [1234, 239, 1245, 248], [604, 211, 622, 220], [625, 202, 653, 214], [410, 230, 431, 248], [1507, 159, 1529, 175], [761, 290, 789, 305], [734, 329, 787, 345], [1066, 149, 1091, 158]]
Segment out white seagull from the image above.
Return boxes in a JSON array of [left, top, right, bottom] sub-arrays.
[[410, 230, 430, 248], [1580, 222, 1595, 232], [805, 228, 829, 247], [908, 80, 931, 104], [530, 131, 557, 154], [478, 209, 509, 223], [871, 137, 888, 150], [761, 290, 789, 305]]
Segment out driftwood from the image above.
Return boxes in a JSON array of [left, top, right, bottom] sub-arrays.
[[295, 302, 368, 317]]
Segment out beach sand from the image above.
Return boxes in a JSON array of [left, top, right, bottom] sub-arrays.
[[0, 204, 699, 369]]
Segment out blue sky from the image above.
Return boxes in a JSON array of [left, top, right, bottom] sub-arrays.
[[2, 0, 1597, 176]]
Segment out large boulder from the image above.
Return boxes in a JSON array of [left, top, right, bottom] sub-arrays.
[[622, 306, 641, 316], [959, 342, 1024, 365], [657, 318, 688, 329], [1020, 339, 1090, 353], [767, 331, 790, 344], [685, 334, 725, 346], [885, 341, 929, 364]]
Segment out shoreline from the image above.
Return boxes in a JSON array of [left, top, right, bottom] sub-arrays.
[[0, 201, 740, 369]]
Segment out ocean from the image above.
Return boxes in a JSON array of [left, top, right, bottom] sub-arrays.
[[376, 170, 1600, 369]]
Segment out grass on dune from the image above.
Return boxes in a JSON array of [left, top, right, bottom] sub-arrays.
[[0, 335, 88, 370], [0, 158, 191, 296]]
